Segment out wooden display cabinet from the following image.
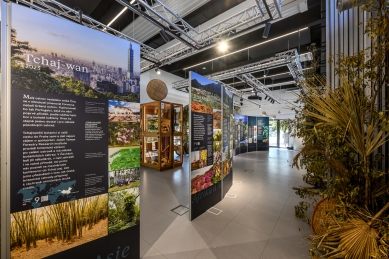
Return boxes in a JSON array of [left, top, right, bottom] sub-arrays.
[[140, 101, 183, 171]]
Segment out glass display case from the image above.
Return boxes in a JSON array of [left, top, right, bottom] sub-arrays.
[[140, 101, 183, 170]]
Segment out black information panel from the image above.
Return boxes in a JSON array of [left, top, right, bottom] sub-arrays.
[[11, 89, 108, 213], [257, 117, 269, 151], [191, 112, 213, 166]]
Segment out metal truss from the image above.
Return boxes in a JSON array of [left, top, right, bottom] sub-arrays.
[[141, 0, 282, 71], [15, 0, 161, 64], [172, 48, 307, 106], [116, 0, 198, 51], [237, 74, 281, 104], [286, 50, 305, 84], [131, 0, 199, 43], [273, 0, 283, 18], [207, 49, 298, 81], [172, 76, 266, 107]]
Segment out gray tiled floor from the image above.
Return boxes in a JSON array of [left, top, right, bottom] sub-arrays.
[[140, 149, 312, 259]]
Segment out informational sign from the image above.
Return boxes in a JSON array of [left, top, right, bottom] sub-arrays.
[[12, 90, 108, 212], [222, 87, 234, 197], [257, 117, 270, 151], [190, 72, 222, 220], [8, 4, 140, 258]]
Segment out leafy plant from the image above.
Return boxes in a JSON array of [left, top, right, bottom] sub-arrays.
[[108, 190, 139, 234], [290, 0, 389, 257]]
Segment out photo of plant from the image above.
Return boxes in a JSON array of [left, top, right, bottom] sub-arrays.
[[108, 100, 140, 123], [213, 110, 222, 129], [10, 194, 108, 259], [108, 147, 140, 192], [190, 72, 222, 112], [191, 165, 219, 195], [213, 129, 222, 164], [191, 150, 207, 171], [108, 122, 140, 147], [108, 188, 140, 234], [222, 158, 232, 178]]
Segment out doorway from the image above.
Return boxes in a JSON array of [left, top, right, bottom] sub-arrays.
[[269, 119, 291, 148]]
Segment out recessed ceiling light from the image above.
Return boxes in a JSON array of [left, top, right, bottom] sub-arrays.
[[202, 67, 206, 70], [218, 42, 228, 52]]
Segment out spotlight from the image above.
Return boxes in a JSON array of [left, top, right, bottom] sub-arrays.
[[240, 102, 243, 106], [258, 105, 261, 109], [159, 30, 170, 42], [240, 97, 243, 102], [155, 68, 161, 74], [262, 22, 272, 38], [218, 41, 228, 52], [278, 110, 281, 114]]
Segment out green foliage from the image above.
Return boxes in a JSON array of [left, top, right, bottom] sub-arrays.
[[11, 28, 36, 64], [290, 0, 389, 258], [110, 148, 140, 171], [108, 190, 139, 234], [55, 76, 106, 98], [11, 65, 66, 94]]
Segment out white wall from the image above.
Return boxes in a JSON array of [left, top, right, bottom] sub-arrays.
[[140, 69, 189, 106]]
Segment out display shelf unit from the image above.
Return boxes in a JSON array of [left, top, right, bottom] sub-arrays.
[[140, 101, 183, 171]]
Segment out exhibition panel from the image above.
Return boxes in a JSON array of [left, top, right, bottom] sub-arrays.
[[248, 116, 257, 152], [189, 72, 223, 220], [222, 87, 234, 197], [234, 114, 248, 154], [4, 3, 140, 258], [257, 117, 270, 151]]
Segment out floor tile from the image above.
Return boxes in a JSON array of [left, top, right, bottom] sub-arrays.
[[259, 239, 311, 259], [152, 223, 208, 259], [141, 149, 312, 259], [209, 221, 269, 259], [195, 247, 246, 259]]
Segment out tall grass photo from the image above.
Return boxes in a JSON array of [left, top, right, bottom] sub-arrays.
[[10, 194, 108, 258]]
